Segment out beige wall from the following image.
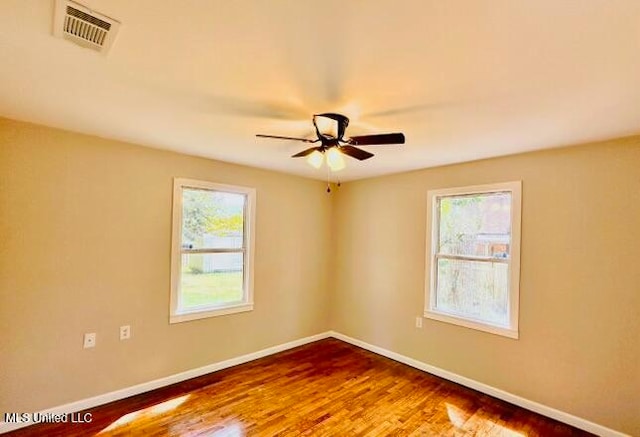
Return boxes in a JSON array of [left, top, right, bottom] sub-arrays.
[[331, 136, 640, 435], [0, 118, 332, 413]]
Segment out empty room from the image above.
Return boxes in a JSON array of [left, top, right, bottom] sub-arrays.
[[1, 1, 639, 436]]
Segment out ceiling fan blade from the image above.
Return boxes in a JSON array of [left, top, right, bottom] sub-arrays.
[[291, 147, 321, 158], [348, 133, 405, 146], [256, 134, 317, 143], [213, 97, 309, 120], [364, 104, 440, 118], [127, 76, 310, 120], [339, 145, 374, 161]]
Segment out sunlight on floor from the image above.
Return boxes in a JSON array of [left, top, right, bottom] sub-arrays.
[[209, 422, 245, 436], [446, 403, 525, 436], [98, 394, 190, 433]]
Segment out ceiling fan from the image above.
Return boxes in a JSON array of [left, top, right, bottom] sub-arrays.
[[256, 113, 405, 171]]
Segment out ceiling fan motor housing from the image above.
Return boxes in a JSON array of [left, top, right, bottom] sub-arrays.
[[313, 113, 350, 142]]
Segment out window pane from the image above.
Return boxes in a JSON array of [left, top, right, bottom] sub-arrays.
[[181, 188, 245, 250], [438, 193, 511, 258], [180, 253, 244, 310], [435, 258, 509, 326]]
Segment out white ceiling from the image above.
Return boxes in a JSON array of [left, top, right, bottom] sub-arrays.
[[1, 1, 639, 181]]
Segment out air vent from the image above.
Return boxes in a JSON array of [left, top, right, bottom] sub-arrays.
[[53, 0, 121, 54]]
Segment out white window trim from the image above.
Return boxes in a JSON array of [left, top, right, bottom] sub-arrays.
[[170, 178, 256, 324], [425, 181, 522, 339]]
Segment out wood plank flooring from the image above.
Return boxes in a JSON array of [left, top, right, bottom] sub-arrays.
[[6, 338, 593, 436]]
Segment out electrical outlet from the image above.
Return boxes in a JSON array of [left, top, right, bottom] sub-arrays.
[[120, 325, 131, 340], [83, 333, 96, 348], [415, 317, 423, 329]]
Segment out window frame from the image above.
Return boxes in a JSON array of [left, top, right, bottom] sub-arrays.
[[425, 181, 522, 339], [170, 178, 256, 324]]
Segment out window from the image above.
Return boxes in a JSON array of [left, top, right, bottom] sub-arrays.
[[170, 179, 255, 323], [425, 181, 521, 338]]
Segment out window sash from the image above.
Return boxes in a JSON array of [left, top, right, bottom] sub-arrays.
[[181, 248, 245, 254], [432, 256, 511, 325], [435, 191, 512, 256], [180, 188, 248, 252], [177, 248, 248, 311], [179, 187, 247, 268], [432, 191, 512, 298], [177, 250, 248, 314], [434, 253, 509, 264]]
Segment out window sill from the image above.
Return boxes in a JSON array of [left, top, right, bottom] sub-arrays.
[[170, 302, 253, 324], [424, 310, 519, 339]]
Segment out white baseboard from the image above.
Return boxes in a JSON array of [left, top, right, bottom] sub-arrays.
[[0, 331, 331, 434], [1, 331, 629, 436], [329, 331, 628, 437]]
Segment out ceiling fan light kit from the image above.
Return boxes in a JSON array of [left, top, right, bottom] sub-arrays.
[[256, 113, 405, 172], [305, 148, 345, 171], [306, 150, 324, 169], [326, 147, 346, 171]]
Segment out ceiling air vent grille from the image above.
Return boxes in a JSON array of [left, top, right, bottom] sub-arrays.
[[53, 0, 121, 54], [65, 6, 111, 45]]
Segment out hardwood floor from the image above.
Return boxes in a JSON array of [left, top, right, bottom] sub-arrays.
[[6, 339, 593, 436]]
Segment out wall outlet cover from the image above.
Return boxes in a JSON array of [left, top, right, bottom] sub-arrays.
[[120, 325, 131, 340], [83, 332, 96, 348]]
